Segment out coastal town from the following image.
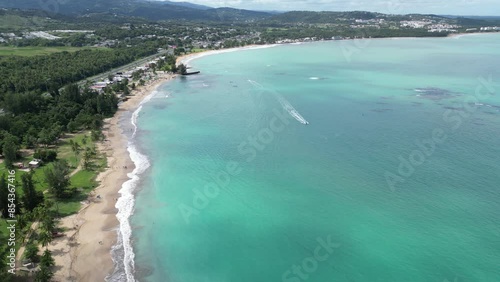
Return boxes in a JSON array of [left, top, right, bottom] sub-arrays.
[[1, 11, 500, 50]]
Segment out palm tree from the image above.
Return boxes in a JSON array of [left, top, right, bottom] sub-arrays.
[[69, 140, 81, 165], [34, 264, 54, 282], [40, 250, 55, 268], [177, 63, 187, 75], [39, 230, 52, 251]]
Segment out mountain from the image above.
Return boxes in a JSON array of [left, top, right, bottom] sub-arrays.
[[0, 0, 272, 22], [153, 0, 212, 10]]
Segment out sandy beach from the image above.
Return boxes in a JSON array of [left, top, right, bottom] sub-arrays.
[[46, 47, 257, 282], [176, 44, 277, 66], [48, 72, 175, 282]]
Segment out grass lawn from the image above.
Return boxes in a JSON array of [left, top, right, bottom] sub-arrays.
[[1, 131, 107, 223], [53, 132, 107, 216], [57, 132, 91, 169], [0, 46, 104, 57], [56, 170, 99, 217]]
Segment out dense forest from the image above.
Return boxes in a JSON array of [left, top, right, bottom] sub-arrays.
[[0, 36, 163, 281], [0, 45, 156, 96], [0, 39, 159, 171], [0, 82, 119, 162], [260, 26, 449, 42]]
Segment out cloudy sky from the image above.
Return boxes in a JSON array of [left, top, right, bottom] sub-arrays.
[[167, 0, 500, 15]]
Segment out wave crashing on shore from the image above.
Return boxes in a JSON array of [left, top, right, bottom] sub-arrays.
[[108, 93, 155, 282]]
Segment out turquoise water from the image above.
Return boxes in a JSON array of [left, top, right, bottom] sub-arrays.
[[130, 34, 500, 282]]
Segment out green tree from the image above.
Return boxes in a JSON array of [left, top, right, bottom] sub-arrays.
[[34, 204, 56, 239], [24, 242, 40, 263], [69, 140, 81, 162], [40, 250, 55, 268], [0, 245, 13, 282], [91, 130, 103, 142], [83, 148, 93, 170], [2, 134, 18, 169], [67, 120, 78, 132], [38, 128, 52, 147], [34, 264, 54, 282], [38, 230, 52, 251], [177, 63, 187, 75], [17, 212, 31, 231], [21, 172, 43, 212], [44, 160, 71, 199], [41, 212, 55, 234], [0, 176, 8, 218]]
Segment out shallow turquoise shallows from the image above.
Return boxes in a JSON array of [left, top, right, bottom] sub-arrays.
[[130, 34, 500, 282]]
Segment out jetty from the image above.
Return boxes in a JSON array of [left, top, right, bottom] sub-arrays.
[[182, 71, 201, 76]]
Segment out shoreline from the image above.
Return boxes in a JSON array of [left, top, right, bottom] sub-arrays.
[[176, 44, 278, 66], [175, 31, 500, 66], [48, 72, 175, 282], [45, 30, 498, 281]]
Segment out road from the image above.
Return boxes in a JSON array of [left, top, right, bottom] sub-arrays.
[[76, 49, 169, 86]]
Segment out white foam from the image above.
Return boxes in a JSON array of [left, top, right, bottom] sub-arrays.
[[247, 79, 264, 89], [248, 80, 309, 125], [309, 77, 320, 80], [277, 95, 309, 125], [110, 90, 156, 282], [114, 142, 150, 282]]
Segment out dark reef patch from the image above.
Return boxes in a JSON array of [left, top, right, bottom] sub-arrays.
[[413, 87, 461, 100]]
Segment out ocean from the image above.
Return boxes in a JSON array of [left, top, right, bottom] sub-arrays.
[[116, 34, 500, 282]]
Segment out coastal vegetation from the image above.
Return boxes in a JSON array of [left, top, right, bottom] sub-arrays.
[[0, 46, 155, 96], [0, 123, 110, 280], [0, 27, 178, 279], [0, 59, 124, 279]]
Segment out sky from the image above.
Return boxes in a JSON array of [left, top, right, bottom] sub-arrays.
[[165, 0, 500, 16]]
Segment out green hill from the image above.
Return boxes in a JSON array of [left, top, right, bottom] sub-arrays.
[[0, 0, 273, 22]]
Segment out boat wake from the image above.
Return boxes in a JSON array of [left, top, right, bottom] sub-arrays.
[[248, 80, 309, 125], [277, 96, 309, 125]]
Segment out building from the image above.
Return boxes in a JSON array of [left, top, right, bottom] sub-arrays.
[[28, 159, 42, 168]]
